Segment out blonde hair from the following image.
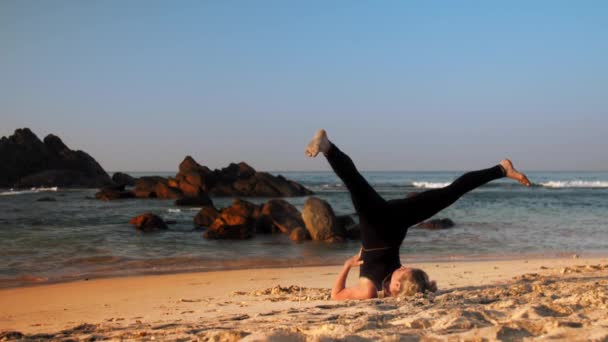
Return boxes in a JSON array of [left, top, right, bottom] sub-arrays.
[[395, 268, 437, 297]]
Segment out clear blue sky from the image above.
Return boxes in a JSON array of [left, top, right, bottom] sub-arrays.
[[1, 1, 606, 171]]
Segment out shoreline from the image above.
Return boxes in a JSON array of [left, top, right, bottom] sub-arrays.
[[4, 250, 608, 290], [2, 255, 608, 339]]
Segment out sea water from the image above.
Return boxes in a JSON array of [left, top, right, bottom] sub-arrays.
[[1, 171, 607, 287]]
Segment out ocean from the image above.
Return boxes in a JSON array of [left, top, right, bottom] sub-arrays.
[[1, 171, 607, 288]]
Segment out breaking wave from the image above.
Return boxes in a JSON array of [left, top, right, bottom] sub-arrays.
[[0, 187, 59, 196], [412, 181, 451, 189], [539, 180, 608, 188]]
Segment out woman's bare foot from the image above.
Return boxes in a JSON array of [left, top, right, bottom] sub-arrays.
[[500, 159, 531, 186], [305, 129, 331, 158]]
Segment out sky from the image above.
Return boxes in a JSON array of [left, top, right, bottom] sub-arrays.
[[1, 1, 607, 172]]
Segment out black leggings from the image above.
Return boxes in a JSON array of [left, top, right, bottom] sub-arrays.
[[325, 143, 505, 248]]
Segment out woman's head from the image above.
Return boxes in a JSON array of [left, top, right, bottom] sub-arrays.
[[386, 267, 437, 297]]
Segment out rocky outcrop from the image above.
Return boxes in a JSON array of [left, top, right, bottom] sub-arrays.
[[345, 224, 361, 240], [259, 199, 305, 234], [416, 218, 455, 230], [129, 213, 168, 232], [193, 205, 220, 228], [203, 199, 260, 239], [95, 185, 135, 201], [290, 227, 311, 242], [0, 128, 112, 188], [301, 197, 345, 242], [111, 172, 136, 186], [177, 156, 312, 197]]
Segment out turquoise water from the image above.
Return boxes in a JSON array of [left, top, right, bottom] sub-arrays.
[[1, 171, 607, 287]]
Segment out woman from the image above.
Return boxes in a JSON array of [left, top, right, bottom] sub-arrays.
[[305, 129, 531, 300]]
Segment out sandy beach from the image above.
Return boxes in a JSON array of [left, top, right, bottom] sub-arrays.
[[2, 256, 608, 341]]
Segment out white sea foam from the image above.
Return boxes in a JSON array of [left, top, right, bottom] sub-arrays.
[[412, 181, 451, 189], [167, 209, 182, 213], [539, 180, 608, 188], [0, 187, 59, 196]]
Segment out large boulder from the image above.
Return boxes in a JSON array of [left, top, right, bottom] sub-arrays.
[[0, 128, 112, 188], [133, 176, 167, 198], [204, 199, 260, 239], [129, 213, 168, 232], [175, 193, 213, 207], [301, 197, 344, 241], [290, 227, 311, 242], [193, 205, 220, 228], [95, 185, 135, 201], [154, 182, 182, 199], [260, 199, 305, 234], [112, 172, 136, 186], [177, 156, 216, 192], [416, 218, 455, 230]]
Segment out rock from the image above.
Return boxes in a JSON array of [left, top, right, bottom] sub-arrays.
[[36, 196, 57, 202], [301, 197, 343, 241], [416, 218, 455, 230], [0, 128, 112, 188], [204, 199, 260, 239], [133, 176, 167, 198], [177, 156, 216, 192], [154, 182, 182, 199], [167, 177, 180, 188], [260, 199, 305, 234], [346, 224, 361, 240], [218, 199, 260, 226], [203, 225, 253, 240], [128, 213, 168, 232], [95, 185, 135, 201], [290, 227, 311, 242], [175, 193, 213, 207], [111, 172, 136, 186], [336, 214, 356, 231], [194, 205, 220, 228]]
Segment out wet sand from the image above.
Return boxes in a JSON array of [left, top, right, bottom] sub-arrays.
[[1, 256, 608, 341]]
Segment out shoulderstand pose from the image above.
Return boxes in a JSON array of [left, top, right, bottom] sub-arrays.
[[305, 129, 531, 300]]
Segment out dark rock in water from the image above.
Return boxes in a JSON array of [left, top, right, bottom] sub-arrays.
[[346, 224, 361, 240], [174, 192, 213, 207], [290, 227, 311, 242], [204, 199, 259, 239], [36, 196, 57, 202], [174, 156, 312, 197], [301, 197, 344, 242], [336, 214, 356, 232], [155, 182, 182, 199], [176, 156, 216, 193], [129, 213, 168, 232], [95, 185, 135, 201], [203, 224, 252, 239], [416, 218, 455, 230], [0, 128, 112, 188], [194, 205, 220, 228], [259, 199, 305, 234], [111, 172, 136, 186], [133, 176, 167, 198]]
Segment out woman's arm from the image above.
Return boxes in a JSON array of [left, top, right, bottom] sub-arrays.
[[331, 250, 376, 300]]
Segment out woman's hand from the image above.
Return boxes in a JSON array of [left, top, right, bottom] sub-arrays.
[[344, 248, 364, 268]]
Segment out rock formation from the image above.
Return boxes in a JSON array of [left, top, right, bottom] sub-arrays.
[[301, 197, 346, 241], [129, 213, 168, 232], [0, 128, 112, 188]]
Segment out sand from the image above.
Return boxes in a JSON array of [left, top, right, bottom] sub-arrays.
[[1, 256, 608, 341]]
